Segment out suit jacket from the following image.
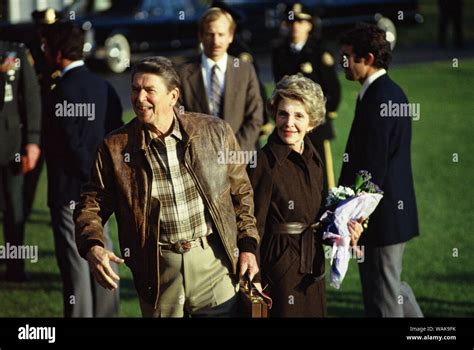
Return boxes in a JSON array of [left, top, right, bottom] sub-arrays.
[[0, 41, 41, 165], [45, 65, 123, 207], [177, 55, 263, 151], [339, 74, 419, 246]]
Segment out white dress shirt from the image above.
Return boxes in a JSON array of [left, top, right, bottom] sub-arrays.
[[61, 60, 85, 77], [290, 40, 307, 53], [358, 68, 387, 101]]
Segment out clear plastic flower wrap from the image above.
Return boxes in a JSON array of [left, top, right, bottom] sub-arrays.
[[320, 171, 384, 289]]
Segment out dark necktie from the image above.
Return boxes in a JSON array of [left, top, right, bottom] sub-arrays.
[[210, 64, 222, 117]]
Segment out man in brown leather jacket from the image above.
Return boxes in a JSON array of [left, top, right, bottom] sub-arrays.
[[74, 56, 259, 317]]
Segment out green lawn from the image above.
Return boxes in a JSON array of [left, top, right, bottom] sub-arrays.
[[1, 59, 473, 317], [327, 59, 474, 317], [396, 0, 474, 47]]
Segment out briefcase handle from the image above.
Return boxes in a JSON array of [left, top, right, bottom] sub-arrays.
[[242, 273, 273, 309]]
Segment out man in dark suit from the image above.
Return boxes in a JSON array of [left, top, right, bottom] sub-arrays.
[[23, 8, 62, 220], [0, 40, 41, 282], [339, 24, 423, 317], [177, 7, 263, 152], [42, 21, 123, 317]]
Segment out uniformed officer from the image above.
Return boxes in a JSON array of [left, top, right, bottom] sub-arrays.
[[0, 40, 41, 282], [22, 8, 62, 219], [272, 3, 341, 193], [31, 9, 62, 91]]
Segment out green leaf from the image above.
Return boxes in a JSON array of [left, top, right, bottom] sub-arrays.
[[354, 174, 364, 191]]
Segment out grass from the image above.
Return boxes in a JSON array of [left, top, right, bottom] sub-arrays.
[[1, 59, 473, 317], [326, 59, 474, 317], [396, 0, 474, 47]]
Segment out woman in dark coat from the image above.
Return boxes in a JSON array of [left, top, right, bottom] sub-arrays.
[[248, 74, 363, 317]]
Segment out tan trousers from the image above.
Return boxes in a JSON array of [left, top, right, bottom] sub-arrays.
[[139, 237, 238, 317]]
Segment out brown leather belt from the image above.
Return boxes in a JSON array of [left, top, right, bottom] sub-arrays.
[[270, 222, 322, 275], [159, 235, 213, 254]]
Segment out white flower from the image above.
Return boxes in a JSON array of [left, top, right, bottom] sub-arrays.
[[321, 192, 384, 289], [326, 186, 355, 206]]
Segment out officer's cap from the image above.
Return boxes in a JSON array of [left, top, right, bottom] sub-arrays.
[[284, 3, 312, 22]]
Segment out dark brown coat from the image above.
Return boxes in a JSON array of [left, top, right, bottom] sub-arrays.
[[247, 131, 327, 317]]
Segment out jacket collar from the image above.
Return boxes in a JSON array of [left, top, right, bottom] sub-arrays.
[[61, 60, 85, 77], [358, 69, 387, 101], [222, 54, 238, 121], [187, 57, 210, 114], [285, 35, 318, 53], [130, 107, 195, 153], [143, 113, 183, 147], [186, 54, 238, 121], [201, 52, 228, 73], [267, 129, 323, 168]]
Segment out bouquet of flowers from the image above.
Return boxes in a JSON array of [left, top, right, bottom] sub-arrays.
[[320, 170, 384, 289]]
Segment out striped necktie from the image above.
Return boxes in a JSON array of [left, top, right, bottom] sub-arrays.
[[210, 64, 222, 117]]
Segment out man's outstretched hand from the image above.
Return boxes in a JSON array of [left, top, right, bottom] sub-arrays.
[[86, 246, 124, 290]]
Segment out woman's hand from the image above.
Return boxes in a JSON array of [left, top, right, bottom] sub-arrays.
[[347, 217, 366, 257]]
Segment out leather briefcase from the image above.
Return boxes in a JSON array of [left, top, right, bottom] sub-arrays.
[[239, 274, 272, 318]]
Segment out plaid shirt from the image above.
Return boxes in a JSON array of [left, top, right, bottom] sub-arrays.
[[145, 116, 211, 243]]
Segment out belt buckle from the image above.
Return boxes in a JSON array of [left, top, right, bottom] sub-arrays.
[[174, 240, 192, 254]]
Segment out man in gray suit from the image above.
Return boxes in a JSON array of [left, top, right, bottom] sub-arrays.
[[177, 7, 263, 152]]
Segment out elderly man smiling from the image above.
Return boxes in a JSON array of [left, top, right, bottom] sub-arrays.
[[74, 56, 259, 317]]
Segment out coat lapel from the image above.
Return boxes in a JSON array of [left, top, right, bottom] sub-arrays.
[[187, 59, 210, 114], [222, 56, 239, 122]]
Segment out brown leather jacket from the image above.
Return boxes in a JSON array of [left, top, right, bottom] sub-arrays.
[[74, 110, 259, 307]]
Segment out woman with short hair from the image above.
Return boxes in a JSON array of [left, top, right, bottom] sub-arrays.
[[248, 74, 363, 317]]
